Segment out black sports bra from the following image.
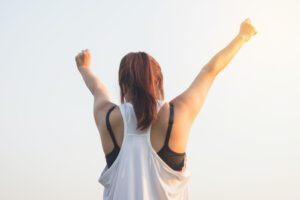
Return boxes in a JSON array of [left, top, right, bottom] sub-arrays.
[[104, 103, 186, 171]]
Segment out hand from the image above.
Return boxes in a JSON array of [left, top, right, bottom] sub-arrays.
[[238, 18, 257, 42], [75, 49, 91, 70]]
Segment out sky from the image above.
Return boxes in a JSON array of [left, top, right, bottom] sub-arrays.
[[0, 0, 299, 199]]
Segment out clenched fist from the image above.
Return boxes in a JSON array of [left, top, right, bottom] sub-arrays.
[[75, 49, 91, 70], [238, 18, 257, 42]]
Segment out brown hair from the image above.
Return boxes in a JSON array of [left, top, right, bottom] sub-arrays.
[[118, 51, 164, 131]]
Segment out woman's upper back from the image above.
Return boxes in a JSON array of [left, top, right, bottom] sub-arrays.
[[98, 99, 192, 199], [101, 99, 193, 161]]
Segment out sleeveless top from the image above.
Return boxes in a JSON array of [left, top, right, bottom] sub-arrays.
[[105, 101, 186, 171], [98, 100, 191, 200]]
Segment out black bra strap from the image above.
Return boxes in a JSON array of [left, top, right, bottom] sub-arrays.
[[164, 103, 174, 146], [105, 105, 119, 148]]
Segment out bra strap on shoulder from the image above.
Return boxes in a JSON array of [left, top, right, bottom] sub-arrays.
[[164, 103, 174, 146], [105, 105, 119, 148]]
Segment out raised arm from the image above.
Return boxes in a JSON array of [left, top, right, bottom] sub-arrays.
[[75, 49, 113, 115], [170, 18, 257, 123]]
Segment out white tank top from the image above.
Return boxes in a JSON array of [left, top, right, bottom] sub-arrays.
[[98, 99, 191, 199]]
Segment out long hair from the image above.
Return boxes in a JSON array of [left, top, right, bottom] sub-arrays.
[[118, 51, 164, 131]]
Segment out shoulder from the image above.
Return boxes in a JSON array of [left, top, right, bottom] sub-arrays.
[[94, 102, 122, 128], [93, 100, 119, 128]]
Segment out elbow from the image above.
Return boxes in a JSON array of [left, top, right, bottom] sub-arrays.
[[203, 55, 223, 76], [203, 63, 219, 77]]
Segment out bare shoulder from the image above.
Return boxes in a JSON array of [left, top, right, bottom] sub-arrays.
[[159, 100, 193, 153], [93, 101, 117, 127], [94, 102, 124, 154], [169, 99, 192, 128], [170, 67, 216, 125]]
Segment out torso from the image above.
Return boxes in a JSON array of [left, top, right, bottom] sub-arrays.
[[97, 102, 191, 156]]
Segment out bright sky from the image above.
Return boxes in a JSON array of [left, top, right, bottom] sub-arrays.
[[1, 0, 299, 199]]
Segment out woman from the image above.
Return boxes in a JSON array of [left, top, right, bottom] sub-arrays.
[[75, 18, 257, 200]]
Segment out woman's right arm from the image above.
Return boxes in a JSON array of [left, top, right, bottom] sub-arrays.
[[170, 18, 257, 123]]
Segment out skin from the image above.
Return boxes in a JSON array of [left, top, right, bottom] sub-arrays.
[[75, 18, 257, 164]]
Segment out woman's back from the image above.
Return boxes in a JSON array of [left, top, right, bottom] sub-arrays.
[[101, 100, 192, 165], [98, 99, 191, 199]]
